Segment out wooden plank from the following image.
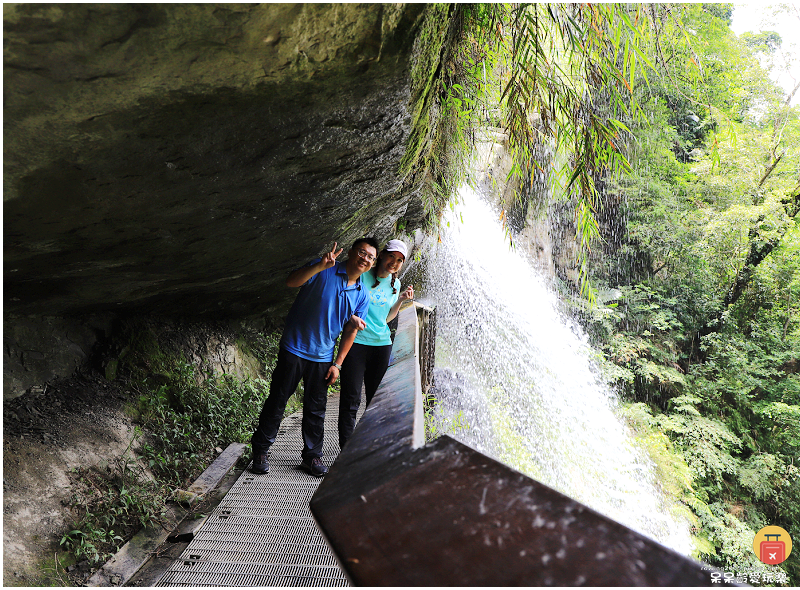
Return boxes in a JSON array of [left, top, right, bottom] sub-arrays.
[[188, 442, 248, 496], [87, 505, 185, 587], [87, 442, 248, 587]]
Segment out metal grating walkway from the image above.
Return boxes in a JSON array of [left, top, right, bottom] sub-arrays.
[[157, 393, 360, 587]]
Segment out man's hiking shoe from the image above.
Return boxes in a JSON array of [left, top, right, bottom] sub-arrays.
[[301, 457, 328, 477], [251, 453, 270, 474]]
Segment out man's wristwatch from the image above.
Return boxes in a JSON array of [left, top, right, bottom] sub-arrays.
[[332, 362, 342, 370]]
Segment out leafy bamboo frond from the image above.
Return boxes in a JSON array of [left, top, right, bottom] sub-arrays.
[[485, 4, 655, 300]]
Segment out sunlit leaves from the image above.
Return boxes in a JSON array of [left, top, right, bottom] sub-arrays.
[[490, 4, 652, 298], [739, 452, 799, 502], [657, 411, 741, 488], [756, 402, 800, 451], [695, 503, 774, 574]]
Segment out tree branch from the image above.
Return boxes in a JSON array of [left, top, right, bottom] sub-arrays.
[[758, 149, 785, 188], [652, 260, 669, 276], [783, 78, 800, 109], [695, 188, 800, 345]]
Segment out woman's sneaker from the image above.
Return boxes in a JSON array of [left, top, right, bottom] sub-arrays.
[[301, 457, 328, 477], [251, 452, 270, 474]]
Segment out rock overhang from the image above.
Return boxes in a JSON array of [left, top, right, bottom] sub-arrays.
[[4, 3, 429, 318]]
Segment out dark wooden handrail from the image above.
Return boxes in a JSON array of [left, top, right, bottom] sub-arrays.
[[311, 305, 719, 586]]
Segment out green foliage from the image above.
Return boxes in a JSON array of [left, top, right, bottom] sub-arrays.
[[60, 432, 167, 565], [401, 4, 495, 224], [620, 403, 695, 497], [742, 31, 783, 54], [59, 323, 283, 568], [702, 3, 733, 26], [493, 4, 657, 299], [657, 410, 741, 490], [423, 390, 469, 441], [136, 369, 272, 488], [738, 453, 797, 503], [756, 402, 800, 452], [403, 5, 673, 299], [695, 503, 765, 573], [129, 327, 280, 487], [564, 3, 800, 582]]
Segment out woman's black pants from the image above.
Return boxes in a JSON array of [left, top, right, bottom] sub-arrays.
[[338, 342, 393, 448]]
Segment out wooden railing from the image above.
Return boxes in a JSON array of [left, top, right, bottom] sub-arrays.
[[311, 305, 718, 586]]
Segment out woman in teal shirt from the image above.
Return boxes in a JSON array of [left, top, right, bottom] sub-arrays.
[[338, 239, 413, 448]]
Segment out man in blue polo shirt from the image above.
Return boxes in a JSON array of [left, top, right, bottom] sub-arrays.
[[250, 237, 377, 477]]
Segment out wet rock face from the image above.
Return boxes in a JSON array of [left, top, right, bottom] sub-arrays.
[[4, 4, 426, 318], [3, 315, 115, 400]]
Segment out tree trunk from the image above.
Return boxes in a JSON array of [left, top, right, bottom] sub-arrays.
[[690, 187, 800, 358]]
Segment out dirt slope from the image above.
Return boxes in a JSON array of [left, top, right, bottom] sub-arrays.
[[3, 370, 137, 585]]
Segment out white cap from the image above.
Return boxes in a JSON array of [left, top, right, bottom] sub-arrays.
[[385, 239, 408, 259]]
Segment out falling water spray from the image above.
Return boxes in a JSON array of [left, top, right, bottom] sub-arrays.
[[421, 185, 692, 555]]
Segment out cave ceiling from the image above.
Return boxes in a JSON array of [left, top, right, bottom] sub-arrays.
[[4, 3, 427, 318]]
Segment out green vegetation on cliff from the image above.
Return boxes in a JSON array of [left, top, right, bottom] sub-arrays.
[[554, 4, 799, 584], [59, 320, 281, 567], [419, 3, 798, 584]]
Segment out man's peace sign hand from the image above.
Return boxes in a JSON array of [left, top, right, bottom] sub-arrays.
[[322, 242, 343, 270]]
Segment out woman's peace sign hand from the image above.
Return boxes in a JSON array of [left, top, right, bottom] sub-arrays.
[[322, 242, 343, 269], [399, 285, 414, 301]]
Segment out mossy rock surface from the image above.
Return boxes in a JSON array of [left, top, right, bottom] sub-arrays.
[[4, 4, 429, 318]]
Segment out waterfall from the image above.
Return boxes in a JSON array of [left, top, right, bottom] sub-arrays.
[[420, 185, 692, 555]]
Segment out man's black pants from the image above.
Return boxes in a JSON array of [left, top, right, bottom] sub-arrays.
[[251, 348, 329, 462], [338, 342, 393, 448]]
